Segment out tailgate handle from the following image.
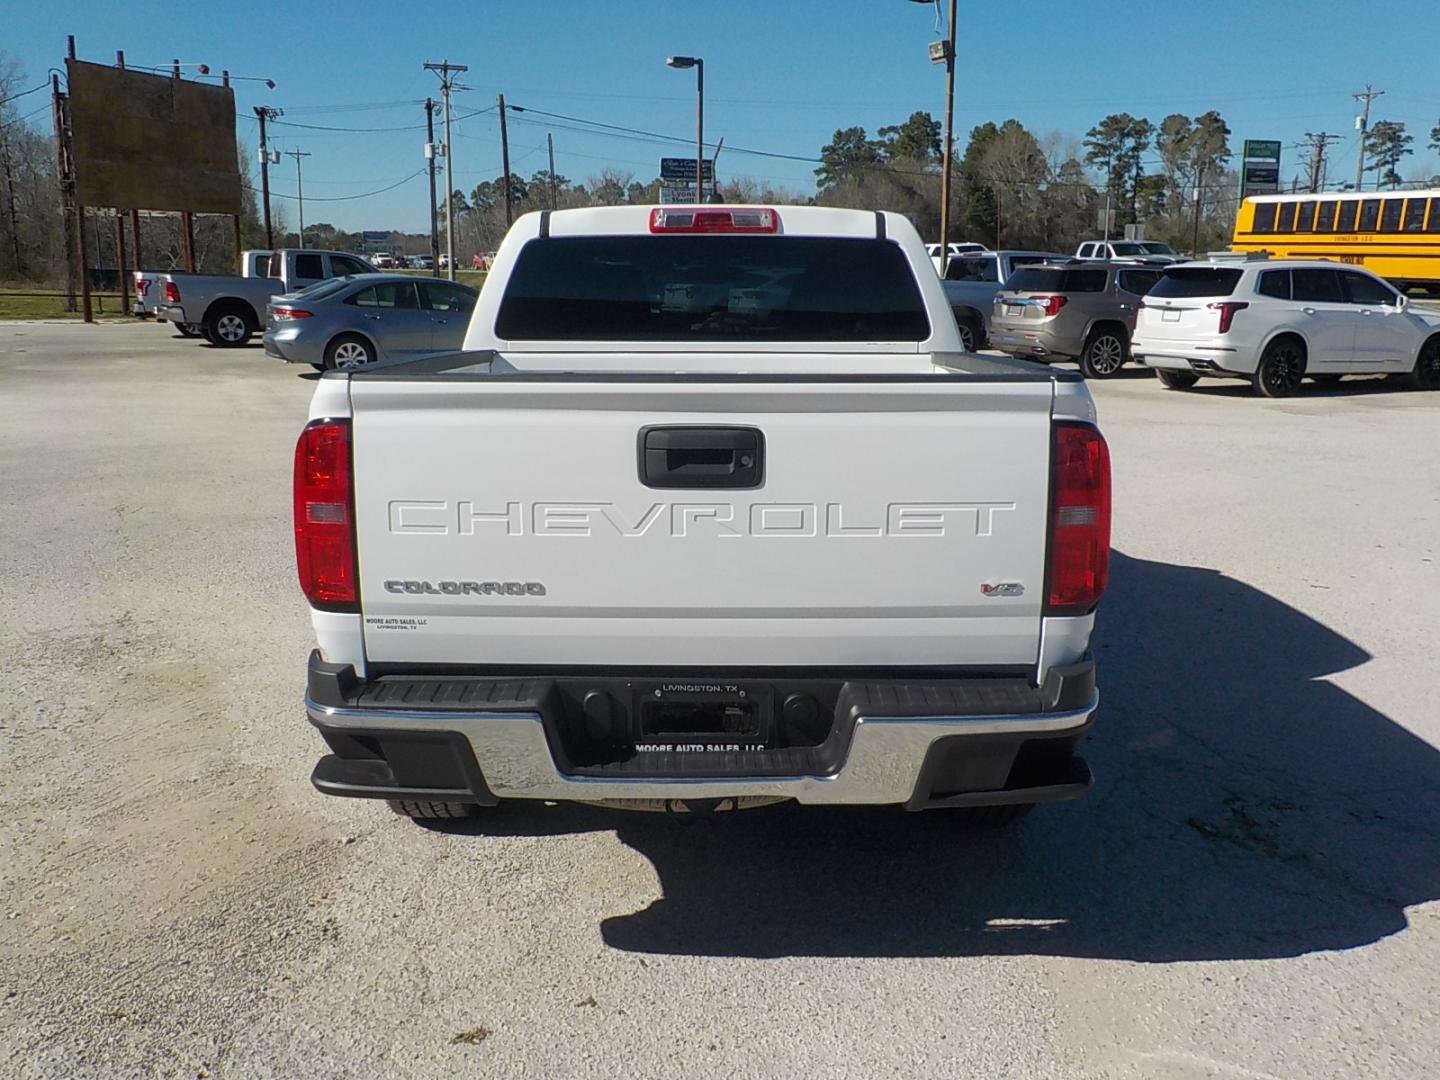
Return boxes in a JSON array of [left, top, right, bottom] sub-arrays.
[[639, 426, 764, 489]]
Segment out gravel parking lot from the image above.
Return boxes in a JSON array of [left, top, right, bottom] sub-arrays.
[[2, 321, 1438, 1079]]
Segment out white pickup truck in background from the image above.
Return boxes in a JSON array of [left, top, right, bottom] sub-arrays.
[[295, 205, 1110, 824]]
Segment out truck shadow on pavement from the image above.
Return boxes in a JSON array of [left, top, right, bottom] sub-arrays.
[[451, 550, 1440, 962]]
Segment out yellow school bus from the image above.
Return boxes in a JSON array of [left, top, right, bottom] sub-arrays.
[[1232, 190, 1440, 290]]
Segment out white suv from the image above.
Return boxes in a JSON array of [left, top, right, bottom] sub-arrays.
[[1132, 259, 1440, 397]]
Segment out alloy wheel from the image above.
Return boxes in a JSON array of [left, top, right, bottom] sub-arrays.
[[1260, 344, 1303, 396], [1086, 334, 1125, 376], [333, 341, 371, 369], [215, 314, 247, 343]]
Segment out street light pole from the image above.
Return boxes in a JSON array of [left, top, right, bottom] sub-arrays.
[[285, 148, 311, 246], [666, 56, 705, 203]]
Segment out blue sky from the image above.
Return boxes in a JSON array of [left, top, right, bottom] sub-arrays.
[[9, 0, 1440, 231]]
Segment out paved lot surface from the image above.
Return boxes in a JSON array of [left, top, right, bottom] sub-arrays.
[[2, 321, 1438, 1079]]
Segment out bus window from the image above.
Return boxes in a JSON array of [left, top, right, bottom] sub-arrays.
[[1251, 203, 1277, 233], [1404, 198, 1428, 232], [1276, 201, 1297, 232], [1317, 201, 1338, 232], [1429, 199, 1440, 233], [1295, 201, 1317, 232], [1380, 198, 1403, 232], [1360, 200, 1381, 231], [1336, 201, 1360, 232]]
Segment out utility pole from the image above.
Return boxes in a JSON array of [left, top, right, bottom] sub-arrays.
[[499, 94, 512, 228], [424, 59, 467, 282], [1, 138, 20, 275], [425, 98, 439, 276], [1191, 163, 1206, 258], [547, 132, 557, 208], [1302, 132, 1342, 193], [254, 106, 281, 248], [285, 148, 311, 246], [1353, 85, 1384, 192]]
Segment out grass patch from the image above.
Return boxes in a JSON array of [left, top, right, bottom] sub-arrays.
[[0, 290, 130, 320], [396, 269, 487, 288]]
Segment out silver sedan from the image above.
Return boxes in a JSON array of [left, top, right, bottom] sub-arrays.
[[262, 274, 477, 370]]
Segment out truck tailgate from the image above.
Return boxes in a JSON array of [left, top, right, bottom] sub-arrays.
[[348, 375, 1055, 668]]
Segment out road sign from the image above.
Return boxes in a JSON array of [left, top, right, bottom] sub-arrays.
[[362, 230, 388, 242], [659, 157, 714, 182], [1243, 139, 1282, 161], [660, 184, 698, 203]]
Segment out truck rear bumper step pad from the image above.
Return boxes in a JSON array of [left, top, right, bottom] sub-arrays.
[[305, 655, 1096, 809]]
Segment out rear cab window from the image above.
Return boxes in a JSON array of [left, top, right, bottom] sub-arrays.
[[293, 253, 325, 280], [1149, 267, 1243, 299], [945, 256, 998, 282], [495, 236, 932, 342]]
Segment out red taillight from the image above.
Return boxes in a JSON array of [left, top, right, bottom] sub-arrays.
[[164, 281, 180, 303], [1032, 295, 1068, 317], [135, 276, 150, 295], [272, 307, 313, 320], [293, 419, 358, 610], [1207, 300, 1249, 333], [1047, 423, 1111, 614], [649, 207, 780, 233]]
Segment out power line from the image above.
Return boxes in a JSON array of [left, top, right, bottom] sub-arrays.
[[241, 168, 425, 203], [0, 81, 49, 108]]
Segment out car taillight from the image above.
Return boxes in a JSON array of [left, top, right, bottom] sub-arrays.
[[1033, 295, 1067, 317], [135, 276, 149, 295], [1207, 300, 1248, 333], [293, 419, 358, 611], [1047, 422, 1111, 614], [164, 281, 180, 303], [649, 207, 779, 233], [272, 307, 312, 320]]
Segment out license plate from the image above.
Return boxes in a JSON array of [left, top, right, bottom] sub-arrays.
[[1006, 304, 1024, 315], [633, 681, 771, 750], [1162, 309, 1180, 322]]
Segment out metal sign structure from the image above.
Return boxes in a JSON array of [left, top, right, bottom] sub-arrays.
[[659, 157, 714, 183], [1241, 139, 1282, 198], [67, 59, 241, 214]]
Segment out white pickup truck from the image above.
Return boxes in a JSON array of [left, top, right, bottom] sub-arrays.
[[295, 205, 1110, 824]]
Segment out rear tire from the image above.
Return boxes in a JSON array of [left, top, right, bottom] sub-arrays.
[[1408, 337, 1440, 390], [205, 304, 254, 348], [1079, 328, 1128, 378], [949, 803, 1034, 827], [1155, 368, 1199, 390], [1253, 337, 1305, 398], [954, 313, 981, 353], [324, 333, 375, 370], [388, 800, 478, 820]]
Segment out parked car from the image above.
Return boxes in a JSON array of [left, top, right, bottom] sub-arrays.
[[263, 273, 478, 370], [138, 249, 271, 337], [392, 254, 410, 270], [990, 261, 1165, 378], [926, 241, 989, 275], [371, 253, 395, 269], [158, 249, 377, 348], [1132, 258, 1440, 397], [293, 203, 1108, 824], [941, 250, 1067, 351], [1075, 240, 1178, 265], [410, 254, 435, 271]]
